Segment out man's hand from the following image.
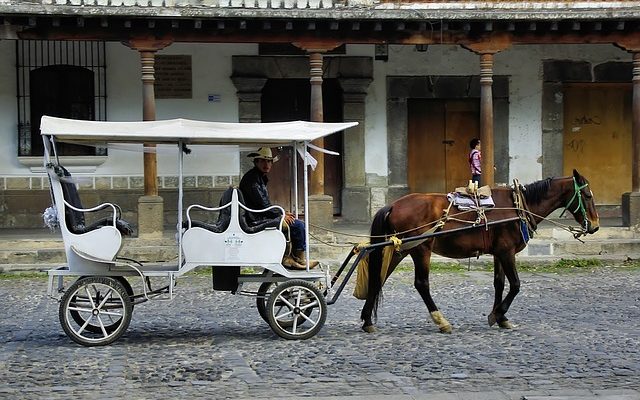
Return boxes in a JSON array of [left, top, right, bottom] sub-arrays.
[[284, 212, 296, 225]]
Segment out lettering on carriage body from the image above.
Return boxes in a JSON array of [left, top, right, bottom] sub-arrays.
[[224, 233, 244, 260]]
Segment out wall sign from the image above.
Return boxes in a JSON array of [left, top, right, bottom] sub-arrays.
[[155, 55, 192, 99]]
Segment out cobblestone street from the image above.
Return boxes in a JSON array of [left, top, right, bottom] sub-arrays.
[[1, 267, 639, 399]]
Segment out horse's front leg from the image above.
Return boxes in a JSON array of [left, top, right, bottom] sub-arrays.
[[411, 246, 452, 334], [488, 251, 520, 329]]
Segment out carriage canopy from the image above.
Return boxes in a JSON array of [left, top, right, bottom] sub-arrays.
[[40, 116, 358, 145]]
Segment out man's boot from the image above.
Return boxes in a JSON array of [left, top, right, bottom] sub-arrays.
[[293, 249, 319, 269], [282, 254, 306, 270]]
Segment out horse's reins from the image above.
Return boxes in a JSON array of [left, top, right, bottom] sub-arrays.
[[310, 178, 593, 246]]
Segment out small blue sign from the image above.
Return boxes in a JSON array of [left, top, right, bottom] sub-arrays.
[[208, 94, 221, 102]]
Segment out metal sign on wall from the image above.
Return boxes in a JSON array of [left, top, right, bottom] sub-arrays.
[[155, 55, 192, 99]]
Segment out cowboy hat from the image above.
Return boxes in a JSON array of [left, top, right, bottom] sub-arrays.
[[247, 147, 279, 162]]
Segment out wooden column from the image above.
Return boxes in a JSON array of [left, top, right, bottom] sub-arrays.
[[463, 39, 510, 187], [309, 52, 325, 195], [479, 52, 495, 187], [140, 49, 159, 196], [125, 39, 171, 195], [124, 39, 172, 237]]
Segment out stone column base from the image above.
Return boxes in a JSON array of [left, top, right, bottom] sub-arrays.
[[308, 194, 333, 239], [138, 195, 164, 239], [622, 192, 640, 231]]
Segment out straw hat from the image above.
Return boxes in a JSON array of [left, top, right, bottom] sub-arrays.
[[248, 147, 279, 162]]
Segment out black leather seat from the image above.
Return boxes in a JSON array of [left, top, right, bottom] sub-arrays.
[[185, 187, 281, 234], [50, 164, 133, 236]]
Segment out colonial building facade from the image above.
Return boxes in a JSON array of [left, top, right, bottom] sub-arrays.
[[0, 1, 639, 229]]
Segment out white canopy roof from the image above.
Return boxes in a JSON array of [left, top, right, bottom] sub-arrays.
[[40, 116, 358, 145]]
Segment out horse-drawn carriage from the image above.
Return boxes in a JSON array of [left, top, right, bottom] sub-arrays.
[[41, 116, 600, 346]]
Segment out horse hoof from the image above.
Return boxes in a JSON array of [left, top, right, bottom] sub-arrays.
[[498, 320, 514, 329], [487, 313, 497, 327], [362, 325, 376, 333], [439, 324, 452, 334]]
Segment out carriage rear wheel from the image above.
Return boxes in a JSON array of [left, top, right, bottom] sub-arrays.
[[266, 280, 327, 340], [59, 276, 133, 346], [69, 276, 133, 334], [256, 281, 313, 328]]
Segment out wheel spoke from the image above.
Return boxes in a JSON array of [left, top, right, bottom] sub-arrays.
[[76, 316, 92, 335], [274, 309, 294, 321], [291, 315, 298, 334], [96, 288, 114, 310], [100, 310, 123, 317], [299, 300, 319, 311], [299, 310, 316, 324], [275, 293, 295, 309], [85, 287, 96, 308], [97, 316, 108, 338], [68, 306, 93, 313]]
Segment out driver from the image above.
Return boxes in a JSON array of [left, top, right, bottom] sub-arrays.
[[239, 147, 319, 270]]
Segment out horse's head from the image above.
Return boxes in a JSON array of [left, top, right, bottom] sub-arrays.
[[562, 169, 600, 236]]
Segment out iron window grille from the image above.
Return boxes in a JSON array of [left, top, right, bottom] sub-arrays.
[[16, 40, 107, 156]]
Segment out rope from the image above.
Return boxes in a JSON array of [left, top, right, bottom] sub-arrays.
[[310, 205, 586, 244]]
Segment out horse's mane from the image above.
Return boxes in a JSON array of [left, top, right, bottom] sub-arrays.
[[522, 177, 553, 205]]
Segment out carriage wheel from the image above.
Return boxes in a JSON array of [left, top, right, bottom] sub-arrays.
[[69, 276, 133, 334], [59, 276, 132, 346], [257, 282, 314, 328], [266, 280, 327, 340]]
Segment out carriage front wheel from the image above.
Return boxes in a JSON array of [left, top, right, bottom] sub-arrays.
[[266, 280, 327, 340], [59, 276, 133, 346]]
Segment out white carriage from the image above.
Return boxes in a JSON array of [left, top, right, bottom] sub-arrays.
[[40, 116, 357, 346]]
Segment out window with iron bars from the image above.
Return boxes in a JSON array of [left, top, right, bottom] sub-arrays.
[[16, 40, 107, 156]]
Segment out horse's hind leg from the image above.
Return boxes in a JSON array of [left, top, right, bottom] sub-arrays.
[[488, 251, 520, 329], [488, 255, 506, 327], [411, 247, 452, 334], [360, 253, 404, 333]]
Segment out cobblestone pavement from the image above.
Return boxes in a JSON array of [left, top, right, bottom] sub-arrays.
[[1, 266, 639, 399]]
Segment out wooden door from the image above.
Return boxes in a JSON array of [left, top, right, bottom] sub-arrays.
[[563, 84, 631, 204], [261, 79, 343, 213], [408, 99, 479, 193]]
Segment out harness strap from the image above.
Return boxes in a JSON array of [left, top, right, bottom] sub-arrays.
[[512, 179, 537, 240]]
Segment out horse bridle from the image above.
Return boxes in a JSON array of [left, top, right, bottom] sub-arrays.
[[559, 176, 591, 236]]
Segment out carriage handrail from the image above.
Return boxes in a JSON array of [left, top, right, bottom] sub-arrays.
[[62, 199, 119, 226], [237, 202, 286, 231], [185, 202, 232, 228], [325, 216, 522, 305]]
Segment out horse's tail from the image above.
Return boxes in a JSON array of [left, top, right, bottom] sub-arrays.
[[362, 204, 393, 323]]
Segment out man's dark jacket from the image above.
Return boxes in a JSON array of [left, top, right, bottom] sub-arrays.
[[239, 166, 281, 225]]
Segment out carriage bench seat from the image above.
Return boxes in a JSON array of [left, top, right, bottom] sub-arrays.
[[181, 188, 286, 267], [46, 163, 132, 270]]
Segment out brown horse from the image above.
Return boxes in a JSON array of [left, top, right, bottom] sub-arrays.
[[360, 169, 600, 333]]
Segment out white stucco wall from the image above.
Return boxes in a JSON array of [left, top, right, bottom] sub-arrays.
[[0, 41, 18, 174], [101, 42, 257, 177], [0, 40, 631, 185]]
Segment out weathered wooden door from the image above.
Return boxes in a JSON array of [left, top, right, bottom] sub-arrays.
[[563, 84, 631, 204], [408, 99, 480, 193], [261, 79, 343, 213]]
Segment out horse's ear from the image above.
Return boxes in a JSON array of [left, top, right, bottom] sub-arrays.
[[573, 169, 580, 180]]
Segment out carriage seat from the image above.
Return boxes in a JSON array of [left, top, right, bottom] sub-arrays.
[[184, 187, 281, 235], [181, 187, 286, 267], [50, 164, 133, 236]]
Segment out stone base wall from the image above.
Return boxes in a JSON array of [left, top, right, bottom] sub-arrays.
[[0, 174, 234, 229]]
